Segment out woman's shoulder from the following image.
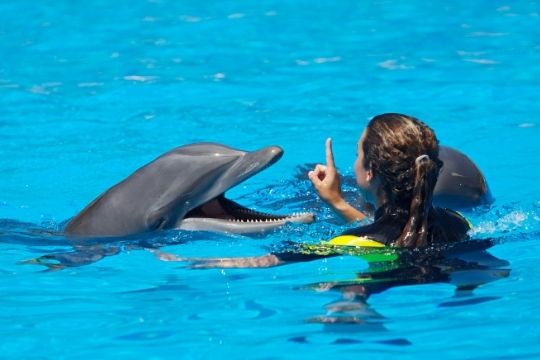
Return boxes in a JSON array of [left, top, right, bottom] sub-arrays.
[[430, 207, 471, 243], [432, 207, 471, 229]]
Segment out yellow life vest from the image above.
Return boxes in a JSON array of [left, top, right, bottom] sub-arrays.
[[321, 235, 398, 263], [327, 235, 385, 248]]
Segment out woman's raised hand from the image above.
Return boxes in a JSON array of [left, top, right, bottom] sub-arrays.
[[308, 138, 344, 207], [308, 138, 368, 223]]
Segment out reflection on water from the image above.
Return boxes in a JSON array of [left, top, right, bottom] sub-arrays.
[[0, 215, 521, 348], [300, 239, 510, 338], [0, 218, 195, 270]]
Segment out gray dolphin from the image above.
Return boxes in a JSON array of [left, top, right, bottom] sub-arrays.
[[65, 143, 314, 238], [434, 146, 493, 209]]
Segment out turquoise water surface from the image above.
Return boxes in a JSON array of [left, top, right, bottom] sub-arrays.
[[1, 1, 540, 358]]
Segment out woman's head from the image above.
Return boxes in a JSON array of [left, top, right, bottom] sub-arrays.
[[354, 113, 443, 247]]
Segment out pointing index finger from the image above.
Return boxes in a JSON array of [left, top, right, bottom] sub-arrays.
[[325, 138, 335, 168]]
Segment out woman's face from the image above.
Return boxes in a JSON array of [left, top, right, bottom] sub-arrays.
[[354, 129, 376, 202]]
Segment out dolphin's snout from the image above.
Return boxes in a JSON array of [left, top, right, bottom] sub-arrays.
[[268, 146, 283, 156], [264, 146, 284, 166]]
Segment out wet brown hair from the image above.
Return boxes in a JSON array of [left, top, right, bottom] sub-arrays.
[[362, 113, 443, 247]]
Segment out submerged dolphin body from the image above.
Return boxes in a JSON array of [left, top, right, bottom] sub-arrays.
[[65, 143, 314, 238], [434, 146, 493, 209]]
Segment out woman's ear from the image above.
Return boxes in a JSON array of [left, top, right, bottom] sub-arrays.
[[366, 168, 373, 183]]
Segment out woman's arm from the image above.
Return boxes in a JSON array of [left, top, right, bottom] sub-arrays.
[[152, 249, 285, 268], [190, 254, 284, 269], [152, 246, 333, 269], [327, 198, 368, 223]]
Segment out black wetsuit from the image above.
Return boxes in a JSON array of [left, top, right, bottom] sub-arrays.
[[274, 204, 471, 262], [342, 204, 470, 246]]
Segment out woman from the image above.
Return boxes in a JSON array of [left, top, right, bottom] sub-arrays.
[[308, 113, 470, 247], [161, 113, 471, 268]]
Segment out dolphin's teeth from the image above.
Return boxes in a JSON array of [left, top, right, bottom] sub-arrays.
[[215, 205, 312, 225]]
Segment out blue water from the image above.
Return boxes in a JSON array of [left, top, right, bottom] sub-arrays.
[[1, 0, 540, 358]]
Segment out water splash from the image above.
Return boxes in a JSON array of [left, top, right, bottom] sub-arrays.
[[469, 202, 540, 239]]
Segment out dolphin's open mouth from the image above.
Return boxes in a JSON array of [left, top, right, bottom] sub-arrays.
[[178, 195, 314, 234]]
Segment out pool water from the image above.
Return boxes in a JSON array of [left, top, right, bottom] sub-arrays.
[[1, 0, 540, 358]]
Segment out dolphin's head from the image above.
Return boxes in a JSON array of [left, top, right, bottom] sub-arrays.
[[165, 143, 314, 234], [64, 143, 313, 237], [65, 143, 313, 238]]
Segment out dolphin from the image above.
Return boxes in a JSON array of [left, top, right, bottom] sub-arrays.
[[434, 146, 493, 209], [65, 143, 314, 238]]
